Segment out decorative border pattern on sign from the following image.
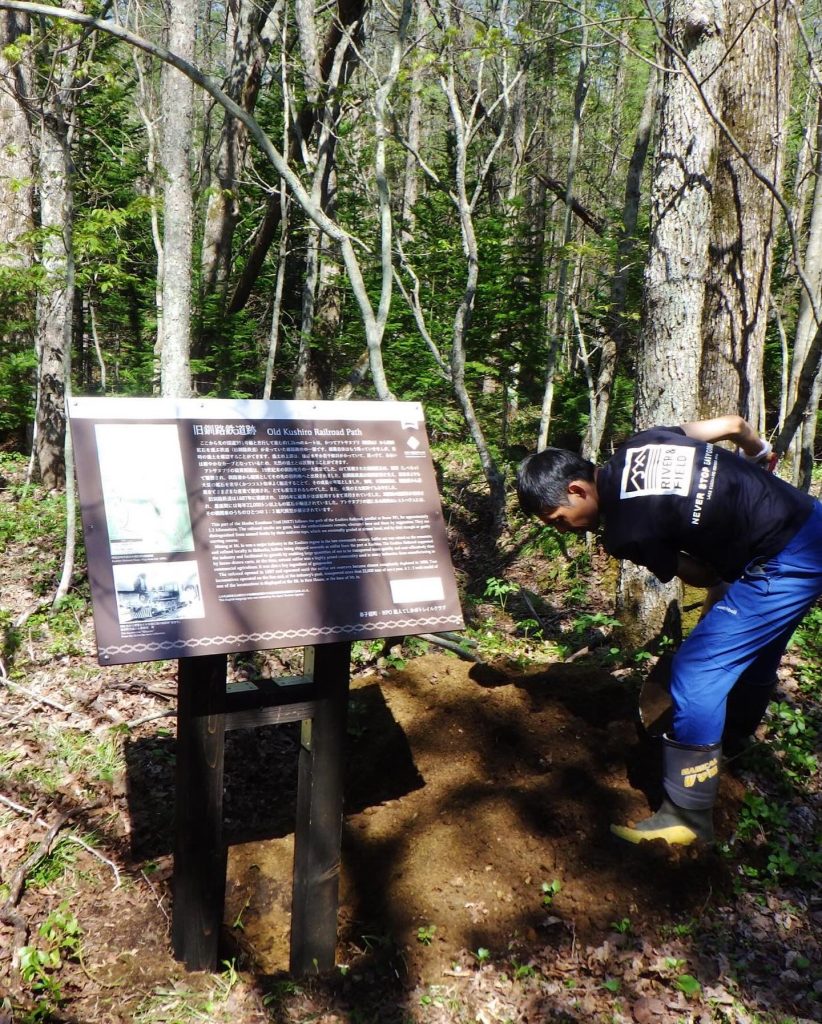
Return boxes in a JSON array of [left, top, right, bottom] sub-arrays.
[[100, 616, 465, 658]]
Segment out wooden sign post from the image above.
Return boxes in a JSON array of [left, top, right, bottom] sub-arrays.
[[69, 398, 464, 975], [169, 644, 353, 974], [172, 653, 227, 970], [290, 642, 351, 975]]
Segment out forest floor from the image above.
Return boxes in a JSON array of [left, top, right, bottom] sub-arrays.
[[0, 452, 821, 1024]]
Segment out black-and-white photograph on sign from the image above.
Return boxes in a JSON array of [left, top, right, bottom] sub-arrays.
[[112, 561, 204, 625], [69, 398, 465, 665]]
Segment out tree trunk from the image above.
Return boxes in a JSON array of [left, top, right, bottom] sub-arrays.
[[159, 0, 195, 398], [200, 0, 277, 298], [699, 0, 797, 428], [35, 113, 74, 489], [0, 9, 34, 350], [293, 0, 348, 399], [226, 0, 366, 315], [786, 95, 822, 488], [538, 0, 588, 451], [617, 0, 726, 649], [33, 1, 83, 489], [586, 63, 658, 460]]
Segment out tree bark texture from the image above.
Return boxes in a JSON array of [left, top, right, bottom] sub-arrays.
[[787, 94, 822, 488], [618, 0, 726, 648], [0, 8, 34, 346], [636, 0, 725, 429], [159, 0, 195, 398], [699, 0, 797, 428], [35, 116, 73, 489], [33, 1, 83, 489]]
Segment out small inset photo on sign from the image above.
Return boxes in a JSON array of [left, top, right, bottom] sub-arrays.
[[389, 577, 445, 604], [96, 423, 194, 555], [113, 561, 205, 625]]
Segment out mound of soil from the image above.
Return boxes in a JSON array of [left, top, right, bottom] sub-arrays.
[[213, 654, 740, 981]]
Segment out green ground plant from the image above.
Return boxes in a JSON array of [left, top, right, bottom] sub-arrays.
[[540, 879, 561, 907], [18, 903, 83, 1018], [483, 576, 520, 611]]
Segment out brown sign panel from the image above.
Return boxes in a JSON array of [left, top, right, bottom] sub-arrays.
[[69, 398, 464, 665]]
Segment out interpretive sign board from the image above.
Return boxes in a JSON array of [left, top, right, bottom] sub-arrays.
[[70, 398, 464, 665]]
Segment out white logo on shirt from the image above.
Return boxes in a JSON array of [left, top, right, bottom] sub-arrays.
[[620, 444, 695, 499], [714, 604, 737, 616]]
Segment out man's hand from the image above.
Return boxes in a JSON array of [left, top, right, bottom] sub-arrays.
[[743, 439, 778, 472]]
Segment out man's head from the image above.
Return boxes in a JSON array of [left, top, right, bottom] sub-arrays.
[[516, 448, 599, 534]]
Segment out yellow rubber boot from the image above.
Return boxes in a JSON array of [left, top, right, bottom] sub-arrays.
[[611, 736, 720, 846], [610, 798, 713, 845]]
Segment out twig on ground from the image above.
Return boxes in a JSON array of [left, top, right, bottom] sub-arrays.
[[1, 801, 91, 962], [14, 596, 52, 630], [125, 709, 176, 729], [0, 793, 121, 891], [107, 681, 176, 701], [0, 700, 37, 728], [0, 677, 76, 715], [141, 869, 171, 927], [519, 590, 549, 634]]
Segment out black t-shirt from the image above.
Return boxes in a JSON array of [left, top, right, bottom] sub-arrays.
[[596, 427, 815, 583]]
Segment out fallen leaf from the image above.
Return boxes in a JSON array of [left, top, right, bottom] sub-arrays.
[[631, 995, 665, 1022]]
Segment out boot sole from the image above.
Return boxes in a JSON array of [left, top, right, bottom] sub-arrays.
[[610, 822, 699, 845]]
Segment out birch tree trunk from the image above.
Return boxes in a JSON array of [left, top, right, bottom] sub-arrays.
[[430, 0, 520, 524], [159, 0, 195, 398], [616, 0, 726, 648], [400, 35, 423, 244], [33, 1, 83, 489], [0, 8, 34, 351], [699, 0, 797, 428]]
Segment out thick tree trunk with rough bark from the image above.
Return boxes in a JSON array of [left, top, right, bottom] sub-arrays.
[[617, 0, 726, 649], [699, 0, 797, 429]]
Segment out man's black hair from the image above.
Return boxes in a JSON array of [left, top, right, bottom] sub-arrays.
[[516, 448, 596, 516]]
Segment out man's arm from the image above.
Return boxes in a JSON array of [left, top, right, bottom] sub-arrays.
[[680, 415, 765, 458]]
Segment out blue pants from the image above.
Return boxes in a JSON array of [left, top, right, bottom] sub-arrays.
[[671, 501, 822, 745]]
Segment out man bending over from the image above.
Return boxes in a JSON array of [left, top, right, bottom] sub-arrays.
[[516, 416, 822, 846]]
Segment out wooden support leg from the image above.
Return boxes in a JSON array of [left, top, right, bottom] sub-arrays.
[[172, 654, 227, 971], [290, 642, 351, 976]]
